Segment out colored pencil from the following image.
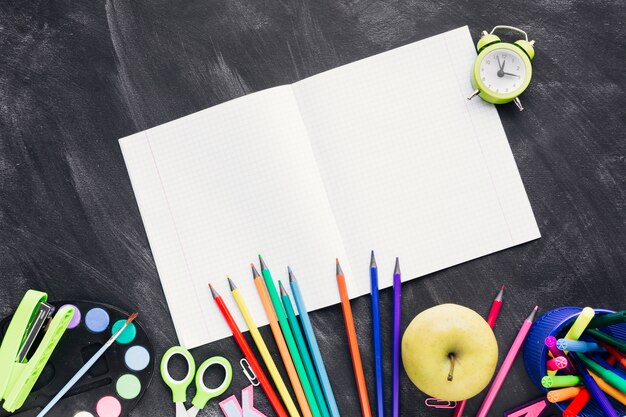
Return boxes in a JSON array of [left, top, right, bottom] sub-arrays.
[[252, 264, 313, 417], [569, 352, 619, 417], [369, 252, 384, 417], [259, 256, 321, 417], [36, 313, 138, 417], [486, 285, 505, 327], [228, 277, 301, 417], [336, 258, 372, 417], [475, 306, 538, 417], [280, 281, 330, 417], [391, 257, 401, 417], [453, 285, 504, 417], [210, 284, 288, 417], [289, 267, 341, 417]]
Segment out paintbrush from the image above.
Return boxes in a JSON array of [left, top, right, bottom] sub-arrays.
[[36, 312, 138, 417]]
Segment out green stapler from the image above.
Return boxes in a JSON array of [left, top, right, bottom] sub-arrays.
[[0, 290, 75, 412]]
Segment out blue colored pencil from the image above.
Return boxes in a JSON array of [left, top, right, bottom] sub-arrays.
[[289, 267, 341, 417], [370, 251, 384, 417]]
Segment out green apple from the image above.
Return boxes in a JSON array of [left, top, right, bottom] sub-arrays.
[[401, 303, 498, 401]]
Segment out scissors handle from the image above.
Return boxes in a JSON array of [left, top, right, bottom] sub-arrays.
[[161, 346, 196, 403], [191, 356, 233, 410]]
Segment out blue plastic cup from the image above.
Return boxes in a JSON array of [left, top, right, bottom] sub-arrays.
[[523, 307, 626, 416]]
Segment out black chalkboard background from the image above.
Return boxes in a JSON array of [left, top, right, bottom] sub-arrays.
[[0, 0, 624, 416]]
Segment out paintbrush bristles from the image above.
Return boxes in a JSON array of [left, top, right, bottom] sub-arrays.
[[126, 312, 138, 325]]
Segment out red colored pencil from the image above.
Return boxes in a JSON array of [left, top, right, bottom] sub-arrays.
[[453, 284, 504, 417], [209, 284, 288, 417]]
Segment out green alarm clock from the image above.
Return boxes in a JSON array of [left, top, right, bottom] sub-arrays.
[[468, 26, 535, 111]]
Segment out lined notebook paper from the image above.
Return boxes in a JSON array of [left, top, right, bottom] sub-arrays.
[[120, 26, 540, 348]]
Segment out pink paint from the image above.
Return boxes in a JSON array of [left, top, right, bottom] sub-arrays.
[[219, 385, 267, 417], [96, 396, 122, 417]]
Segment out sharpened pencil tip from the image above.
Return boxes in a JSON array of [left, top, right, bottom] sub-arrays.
[[287, 265, 292, 274], [251, 263, 261, 279], [495, 284, 505, 301], [288, 267, 296, 281], [527, 306, 539, 322], [370, 251, 377, 268], [279, 281, 288, 296], [394, 257, 401, 275], [209, 283, 219, 298], [258, 255, 268, 271], [227, 276, 236, 291], [336, 259, 343, 276]]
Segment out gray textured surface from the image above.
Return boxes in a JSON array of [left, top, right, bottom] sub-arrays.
[[1, 0, 625, 416]]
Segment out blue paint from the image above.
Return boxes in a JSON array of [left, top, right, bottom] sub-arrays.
[[125, 345, 150, 371], [85, 308, 110, 333]]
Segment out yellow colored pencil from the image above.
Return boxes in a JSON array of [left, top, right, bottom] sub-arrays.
[[228, 277, 301, 417], [252, 264, 313, 417]]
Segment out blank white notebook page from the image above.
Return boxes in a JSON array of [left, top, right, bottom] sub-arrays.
[[120, 26, 539, 348], [292, 26, 539, 293], [121, 86, 350, 349]]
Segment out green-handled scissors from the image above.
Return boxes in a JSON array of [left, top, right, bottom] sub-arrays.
[[161, 346, 233, 417]]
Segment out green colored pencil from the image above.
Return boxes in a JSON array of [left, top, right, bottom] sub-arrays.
[[259, 255, 321, 417], [280, 281, 330, 417]]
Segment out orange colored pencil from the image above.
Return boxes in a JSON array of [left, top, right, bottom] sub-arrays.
[[252, 264, 313, 417], [336, 259, 372, 417]]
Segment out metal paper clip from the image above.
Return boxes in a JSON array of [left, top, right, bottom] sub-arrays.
[[425, 398, 457, 409], [240, 358, 259, 386]]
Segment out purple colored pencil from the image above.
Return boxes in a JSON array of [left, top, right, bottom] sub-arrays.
[[392, 257, 401, 417], [569, 353, 619, 417]]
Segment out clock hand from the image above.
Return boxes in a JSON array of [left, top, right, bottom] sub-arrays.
[[502, 71, 520, 78], [496, 57, 506, 77]]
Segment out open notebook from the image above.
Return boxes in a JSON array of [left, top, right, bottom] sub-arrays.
[[120, 26, 540, 349]]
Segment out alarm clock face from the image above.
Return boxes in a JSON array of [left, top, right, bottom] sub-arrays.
[[478, 48, 528, 95]]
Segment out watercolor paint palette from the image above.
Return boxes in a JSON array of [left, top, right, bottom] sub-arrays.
[[0, 301, 154, 417]]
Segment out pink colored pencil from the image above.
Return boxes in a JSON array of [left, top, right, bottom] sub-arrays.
[[475, 306, 538, 417], [453, 285, 504, 417]]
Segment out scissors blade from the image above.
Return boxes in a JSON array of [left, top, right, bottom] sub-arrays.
[[175, 402, 189, 417], [186, 406, 200, 417]]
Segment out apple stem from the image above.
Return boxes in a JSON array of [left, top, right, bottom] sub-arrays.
[[447, 353, 456, 382]]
